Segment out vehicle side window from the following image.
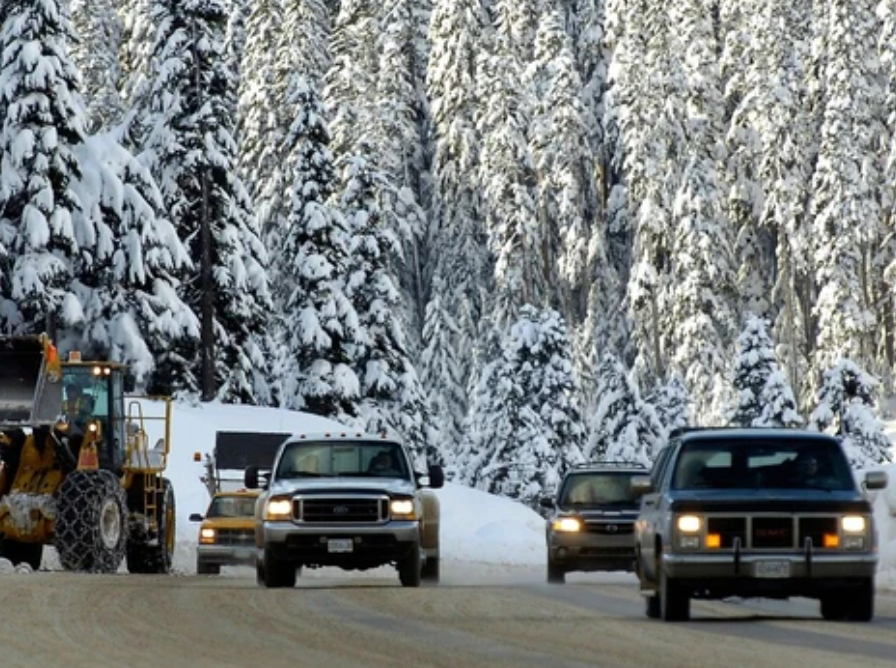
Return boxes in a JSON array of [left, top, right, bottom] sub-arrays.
[[651, 445, 675, 489]]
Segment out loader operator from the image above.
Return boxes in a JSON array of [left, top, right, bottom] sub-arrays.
[[62, 383, 94, 426]]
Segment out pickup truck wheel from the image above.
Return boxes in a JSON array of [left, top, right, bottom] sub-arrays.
[[848, 579, 874, 621], [547, 561, 565, 584], [261, 548, 296, 588], [421, 556, 440, 584], [398, 543, 422, 587], [645, 594, 661, 619], [660, 568, 689, 621], [196, 560, 220, 575]]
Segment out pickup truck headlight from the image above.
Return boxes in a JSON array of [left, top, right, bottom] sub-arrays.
[[265, 498, 293, 520], [199, 528, 216, 544], [552, 517, 582, 533], [677, 515, 702, 533], [841, 516, 866, 533], [390, 499, 418, 519]]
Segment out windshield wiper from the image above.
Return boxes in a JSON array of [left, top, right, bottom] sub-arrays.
[[280, 471, 331, 479]]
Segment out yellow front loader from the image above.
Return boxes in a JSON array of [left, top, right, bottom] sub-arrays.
[[0, 335, 175, 573]]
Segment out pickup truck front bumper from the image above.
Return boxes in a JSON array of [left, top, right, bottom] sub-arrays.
[[261, 520, 421, 569], [196, 543, 257, 567]]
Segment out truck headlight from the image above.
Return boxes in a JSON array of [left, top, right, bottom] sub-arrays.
[[552, 517, 582, 533], [199, 528, 216, 544], [841, 516, 866, 533], [677, 515, 702, 533], [390, 499, 417, 519], [266, 498, 292, 520]]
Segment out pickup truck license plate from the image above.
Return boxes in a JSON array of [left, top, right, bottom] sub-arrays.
[[327, 538, 353, 553], [755, 560, 790, 578]]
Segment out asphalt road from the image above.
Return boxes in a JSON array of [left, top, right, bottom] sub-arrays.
[[1, 565, 894, 668]]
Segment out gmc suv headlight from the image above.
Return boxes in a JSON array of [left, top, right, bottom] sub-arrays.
[[265, 498, 293, 520], [677, 515, 702, 533], [841, 516, 866, 533], [552, 517, 582, 533], [199, 528, 216, 544], [390, 499, 418, 519]]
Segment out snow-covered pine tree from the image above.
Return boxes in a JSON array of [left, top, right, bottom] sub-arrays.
[[425, 0, 493, 394], [337, 150, 434, 463], [133, 0, 272, 402], [644, 375, 691, 438], [71, 0, 125, 132], [324, 0, 378, 161], [117, 0, 154, 109], [810, 359, 892, 467], [476, 2, 541, 327], [756, 369, 804, 429], [236, 0, 286, 255], [807, 0, 885, 385], [419, 276, 466, 469], [374, 0, 431, 345], [280, 0, 331, 88], [667, 0, 737, 424], [0, 0, 87, 335], [586, 352, 662, 467], [476, 306, 585, 509], [455, 324, 505, 484], [65, 134, 199, 386], [605, 0, 683, 388], [728, 314, 780, 426], [275, 76, 362, 424]]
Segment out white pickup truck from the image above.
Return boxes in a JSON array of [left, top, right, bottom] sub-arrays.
[[245, 432, 444, 588]]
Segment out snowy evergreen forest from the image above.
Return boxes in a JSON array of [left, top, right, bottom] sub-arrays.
[[1, 0, 894, 506]]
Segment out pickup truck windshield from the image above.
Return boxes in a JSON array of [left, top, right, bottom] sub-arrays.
[[671, 439, 855, 492], [275, 441, 411, 481]]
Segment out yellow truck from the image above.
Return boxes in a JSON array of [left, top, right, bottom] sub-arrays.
[[190, 490, 259, 574]]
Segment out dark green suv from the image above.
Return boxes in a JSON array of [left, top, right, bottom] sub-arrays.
[[540, 462, 649, 583]]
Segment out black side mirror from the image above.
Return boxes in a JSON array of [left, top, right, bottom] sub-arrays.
[[189, 513, 203, 522], [245, 465, 259, 489], [427, 464, 445, 489], [123, 372, 136, 393], [539, 497, 555, 509]]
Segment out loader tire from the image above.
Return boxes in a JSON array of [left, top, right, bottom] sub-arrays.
[[55, 470, 128, 573], [0, 538, 42, 570], [126, 478, 175, 574]]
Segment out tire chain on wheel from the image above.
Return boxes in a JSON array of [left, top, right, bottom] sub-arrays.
[[54, 470, 128, 573]]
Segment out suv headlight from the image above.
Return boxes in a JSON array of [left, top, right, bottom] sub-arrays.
[[390, 499, 418, 519], [552, 517, 582, 533], [199, 527, 216, 544], [841, 516, 866, 533], [265, 497, 292, 520], [677, 515, 702, 533]]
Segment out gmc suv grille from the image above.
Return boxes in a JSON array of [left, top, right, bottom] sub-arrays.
[[705, 514, 842, 550], [293, 496, 388, 523]]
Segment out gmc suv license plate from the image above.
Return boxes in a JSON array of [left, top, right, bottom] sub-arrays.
[[327, 538, 354, 553], [755, 560, 790, 578]]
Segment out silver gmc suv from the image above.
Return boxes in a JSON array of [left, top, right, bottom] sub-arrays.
[[633, 427, 888, 621], [244, 432, 444, 588]]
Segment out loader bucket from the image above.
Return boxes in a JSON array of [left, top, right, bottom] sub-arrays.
[[0, 336, 63, 427]]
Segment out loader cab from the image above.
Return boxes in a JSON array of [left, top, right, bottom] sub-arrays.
[[61, 362, 127, 472]]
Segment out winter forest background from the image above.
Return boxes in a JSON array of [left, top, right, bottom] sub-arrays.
[[1, 0, 895, 509]]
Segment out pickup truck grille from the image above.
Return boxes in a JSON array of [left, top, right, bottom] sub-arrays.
[[705, 515, 840, 550], [293, 495, 388, 523], [583, 522, 634, 535], [214, 529, 256, 546]]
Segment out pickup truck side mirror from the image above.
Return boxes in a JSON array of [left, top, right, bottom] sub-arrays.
[[864, 470, 888, 491], [244, 465, 259, 489], [427, 464, 445, 489], [188, 513, 203, 522], [539, 497, 555, 509], [631, 476, 654, 496]]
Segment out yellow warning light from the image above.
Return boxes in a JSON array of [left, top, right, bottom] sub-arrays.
[[823, 534, 840, 548], [706, 534, 722, 549]]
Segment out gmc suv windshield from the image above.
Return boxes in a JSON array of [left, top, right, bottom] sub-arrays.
[[671, 439, 855, 492]]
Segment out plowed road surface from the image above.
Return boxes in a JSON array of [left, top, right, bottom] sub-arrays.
[[2, 567, 895, 668]]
